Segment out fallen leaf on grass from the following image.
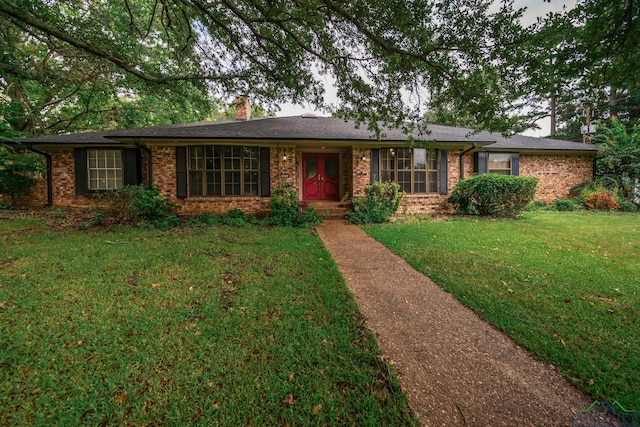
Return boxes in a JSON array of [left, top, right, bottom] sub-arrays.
[[282, 394, 294, 405], [116, 393, 128, 404], [212, 402, 221, 409], [312, 404, 323, 415], [289, 372, 294, 381]]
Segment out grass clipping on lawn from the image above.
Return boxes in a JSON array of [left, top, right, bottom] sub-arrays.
[[0, 219, 417, 426], [365, 211, 640, 410]]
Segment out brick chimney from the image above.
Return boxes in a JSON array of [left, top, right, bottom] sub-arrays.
[[234, 96, 251, 120]]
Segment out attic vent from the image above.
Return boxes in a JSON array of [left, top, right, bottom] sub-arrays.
[[301, 113, 318, 118]]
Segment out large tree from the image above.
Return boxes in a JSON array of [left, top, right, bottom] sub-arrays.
[[526, 0, 639, 140], [1, 0, 533, 137], [1, 1, 214, 137]]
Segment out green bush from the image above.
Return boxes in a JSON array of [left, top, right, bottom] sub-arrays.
[[96, 185, 178, 228], [0, 144, 44, 207], [618, 200, 638, 212], [524, 200, 549, 211], [220, 208, 261, 226], [448, 174, 538, 217], [189, 212, 220, 226], [269, 186, 321, 227], [349, 181, 404, 224], [552, 199, 579, 212], [188, 210, 263, 227]]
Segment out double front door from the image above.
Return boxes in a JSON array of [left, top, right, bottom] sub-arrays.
[[302, 153, 339, 200]]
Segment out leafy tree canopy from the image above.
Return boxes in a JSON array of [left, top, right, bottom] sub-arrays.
[[526, 0, 639, 139], [593, 119, 640, 202], [0, 0, 535, 137], [1, 1, 215, 137]]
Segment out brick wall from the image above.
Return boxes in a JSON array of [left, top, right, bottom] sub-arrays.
[[273, 147, 297, 192], [520, 154, 594, 203], [351, 148, 369, 198], [23, 144, 595, 216], [31, 148, 94, 208], [151, 146, 177, 201]]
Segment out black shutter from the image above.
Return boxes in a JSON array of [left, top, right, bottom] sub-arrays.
[[439, 149, 448, 195], [370, 149, 380, 184], [124, 148, 141, 186], [511, 153, 520, 176], [74, 148, 88, 195], [176, 146, 187, 198], [474, 152, 487, 174], [259, 147, 270, 197]]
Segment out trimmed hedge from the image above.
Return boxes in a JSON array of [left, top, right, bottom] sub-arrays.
[[448, 174, 538, 217]]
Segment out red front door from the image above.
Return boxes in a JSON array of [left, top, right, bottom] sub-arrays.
[[302, 153, 340, 200]]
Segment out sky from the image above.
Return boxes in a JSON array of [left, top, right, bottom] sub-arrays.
[[275, 0, 576, 137]]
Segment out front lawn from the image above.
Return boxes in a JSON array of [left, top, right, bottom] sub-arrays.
[[364, 211, 640, 409], [0, 217, 416, 426]]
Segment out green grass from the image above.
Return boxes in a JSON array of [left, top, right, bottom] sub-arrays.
[[0, 219, 417, 426], [364, 211, 640, 409]]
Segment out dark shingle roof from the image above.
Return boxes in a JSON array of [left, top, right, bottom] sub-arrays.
[[108, 116, 497, 143], [451, 128, 598, 152], [20, 115, 598, 153], [20, 130, 121, 145]]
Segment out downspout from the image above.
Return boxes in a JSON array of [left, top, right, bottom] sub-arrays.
[[134, 138, 152, 186], [459, 143, 477, 180], [27, 145, 53, 207]]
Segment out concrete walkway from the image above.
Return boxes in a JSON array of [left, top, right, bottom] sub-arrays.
[[316, 220, 591, 427]]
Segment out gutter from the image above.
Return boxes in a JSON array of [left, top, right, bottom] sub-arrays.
[[459, 143, 477, 180], [134, 138, 152, 186], [27, 145, 53, 207]]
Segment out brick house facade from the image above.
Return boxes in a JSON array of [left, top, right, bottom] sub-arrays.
[[20, 116, 598, 216]]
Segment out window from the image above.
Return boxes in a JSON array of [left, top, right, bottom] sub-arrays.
[[475, 152, 519, 176], [87, 149, 123, 190], [188, 146, 260, 196], [488, 153, 513, 175], [380, 148, 438, 193]]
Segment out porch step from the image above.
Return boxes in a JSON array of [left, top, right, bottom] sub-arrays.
[[301, 201, 352, 220]]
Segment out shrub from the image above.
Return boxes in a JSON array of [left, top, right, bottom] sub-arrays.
[[0, 144, 44, 207], [349, 181, 404, 224], [188, 210, 263, 227], [189, 212, 219, 226], [618, 200, 638, 212], [96, 185, 178, 228], [584, 191, 620, 211], [219, 209, 260, 227], [448, 174, 538, 217], [524, 200, 549, 211], [269, 186, 321, 227], [552, 199, 579, 212]]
